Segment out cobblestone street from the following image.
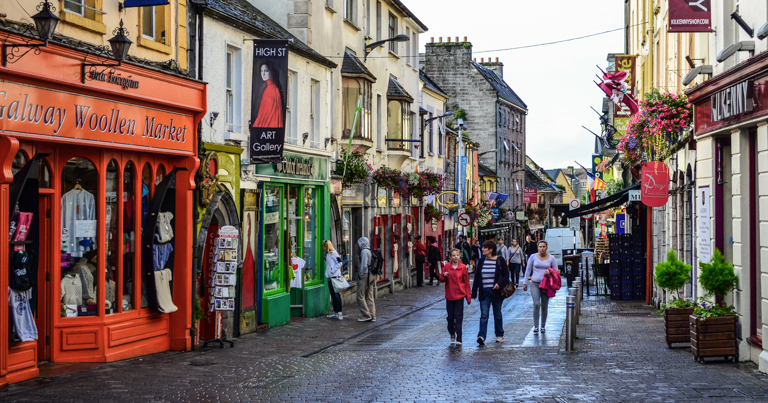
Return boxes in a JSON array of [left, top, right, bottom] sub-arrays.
[[3, 284, 768, 402]]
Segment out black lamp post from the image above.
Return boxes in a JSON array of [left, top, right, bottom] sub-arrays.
[[2, 1, 60, 66], [364, 34, 409, 61], [81, 20, 133, 83]]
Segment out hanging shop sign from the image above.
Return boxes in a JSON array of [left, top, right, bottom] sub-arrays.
[[668, 0, 711, 33], [249, 39, 290, 163], [641, 161, 670, 207], [611, 55, 637, 142], [252, 153, 328, 181], [0, 81, 194, 154], [516, 211, 526, 221], [524, 188, 538, 204], [616, 213, 626, 234], [436, 191, 460, 209], [710, 80, 753, 122]]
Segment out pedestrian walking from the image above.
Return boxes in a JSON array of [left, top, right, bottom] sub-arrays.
[[523, 240, 558, 334], [523, 235, 537, 263], [356, 237, 377, 322], [497, 238, 509, 265], [323, 240, 343, 320], [427, 236, 443, 286], [413, 235, 427, 287], [455, 235, 471, 266], [508, 239, 525, 287], [440, 248, 471, 346], [471, 240, 510, 345], [471, 239, 481, 274]]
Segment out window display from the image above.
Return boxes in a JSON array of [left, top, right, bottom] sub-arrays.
[[303, 187, 317, 283], [60, 157, 99, 317], [122, 162, 136, 312], [140, 162, 152, 308], [262, 185, 283, 294], [106, 160, 118, 314]]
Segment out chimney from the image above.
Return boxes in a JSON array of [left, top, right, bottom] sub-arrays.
[[496, 57, 499, 62], [568, 166, 574, 177], [473, 58, 476, 61], [455, 36, 459, 42], [430, 37, 434, 43], [464, 36, 467, 42], [447, 37, 451, 43], [480, 58, 484, 63], [439, 36, 442, 42]]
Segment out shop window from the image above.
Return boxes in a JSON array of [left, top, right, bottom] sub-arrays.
[[387, 100, 410, 150], [226, 46, 243, 134], [288, 185, 300, 263], [106, 160, 119, 314], [263, 185, 284, 295], [60, 157, 98, 317], [12, 151, 27, 176], [303, 187, 318, 283], [40, 160, 51, 189], [140, 162, 152, 308], [122, 161, 136, 312], [138, 5, 171, 54], [342, 78, 372, 140], [156, 164, 166, 185]]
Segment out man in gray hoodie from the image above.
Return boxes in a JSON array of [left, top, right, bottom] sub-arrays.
[[357, 237, 376, 322]]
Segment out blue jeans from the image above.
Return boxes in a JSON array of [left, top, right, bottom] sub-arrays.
[[478, 287, 504, 340], [510, 263, 522, 285], [328, 279, 342, 313]]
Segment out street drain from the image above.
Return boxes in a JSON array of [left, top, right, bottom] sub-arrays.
[[188, 360, 217, 366], [554, 397, 573, 403], [238, 376, 292, 388], [693, 388, 748, 398]]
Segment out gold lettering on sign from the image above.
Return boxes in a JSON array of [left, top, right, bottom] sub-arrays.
[[273, 158, 315, 177]]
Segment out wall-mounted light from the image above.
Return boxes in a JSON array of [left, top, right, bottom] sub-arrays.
[[209, 111, 220, 127], [302, 132, 310, 144], [80, 19, 133, 83], [716, 41, 754, 63], [324, 137, 333, 148], [2, 0, 60, 66], [758, 21, 768, 40], [731, 12, 754, 38], [682, 65, 713, 86]]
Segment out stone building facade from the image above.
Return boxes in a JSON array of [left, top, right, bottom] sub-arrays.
[[421, 38, 528, 212]]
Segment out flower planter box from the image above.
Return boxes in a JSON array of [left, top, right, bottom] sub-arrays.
[[689, 314, 738, 363], [664, 307, 695, 347]]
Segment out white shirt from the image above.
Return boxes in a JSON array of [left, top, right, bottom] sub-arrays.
[[10, 287, 37, 341], [61, 189, 96, 257]]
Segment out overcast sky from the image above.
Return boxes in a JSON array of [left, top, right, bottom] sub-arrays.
[[407, 0, 625, 171]]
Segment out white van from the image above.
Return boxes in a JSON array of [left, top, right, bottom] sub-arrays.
[[544, 228, 582, 267]]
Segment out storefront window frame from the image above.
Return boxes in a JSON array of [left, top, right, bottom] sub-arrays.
[[262, 183, 286, 297], [303, 185, 323, 287]]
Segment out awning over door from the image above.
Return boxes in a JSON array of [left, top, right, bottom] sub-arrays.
[[563, 183, 640, 218]]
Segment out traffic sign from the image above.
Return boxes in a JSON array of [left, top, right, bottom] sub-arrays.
[[569, 199, 580, 210], [458, 211, 471, 227], [581, 213, 594, 220]]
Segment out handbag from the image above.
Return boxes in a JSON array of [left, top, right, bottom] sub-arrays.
[[500, 281, 516, 299], [331, 276, 350, 293]]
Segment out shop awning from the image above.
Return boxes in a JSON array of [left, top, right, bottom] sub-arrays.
[[563, 183, 640, 218], [342, 49, 376, 82], [479, 223, 511, 235]]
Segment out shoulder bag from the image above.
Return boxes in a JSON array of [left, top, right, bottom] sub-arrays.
[[499, 259, 516, 299], [331, 276, 350, 293]]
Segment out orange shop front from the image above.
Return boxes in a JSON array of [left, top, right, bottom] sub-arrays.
[[0, 34, 205, 386]]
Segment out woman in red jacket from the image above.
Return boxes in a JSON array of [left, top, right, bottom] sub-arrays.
[[412, 235, 427, 287], [440, 249, 471, 345]]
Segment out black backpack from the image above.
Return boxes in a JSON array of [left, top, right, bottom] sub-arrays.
[[367, 248, 384, 275], [10, 251, 34, 291]]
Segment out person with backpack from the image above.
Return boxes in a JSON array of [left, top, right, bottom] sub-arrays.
[[426, 236, 443, 286], [471, 240, 510, 345], [413, 235, 427, 287], [356, 237, 378, 322]]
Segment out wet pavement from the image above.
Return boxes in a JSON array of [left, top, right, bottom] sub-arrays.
[[3, 282, 768, 402]]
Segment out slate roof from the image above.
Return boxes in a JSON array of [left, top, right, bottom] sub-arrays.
[[387, 76, 414, 102], [207, 0, 336, 69], [419, 70, 449, 99], [525, 167, 561, 192], [472, 61, 527, 109], [478, 162, 496, 177], [544, 169, 560, 181], [389, 0, 428, 31], [342, 49, 376, 81]]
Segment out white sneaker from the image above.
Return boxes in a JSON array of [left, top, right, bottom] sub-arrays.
[[337, 312, 343, 320], [327, 312, 338, 318], [533, 327, 539, 334], [357, 317, 372, 322], [541, 327, 546, 333], [455, 341, 463, 346], [496, 337, 504, 343], [450, 334, 456, 342]]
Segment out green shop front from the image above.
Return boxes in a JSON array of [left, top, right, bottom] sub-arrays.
[[256, 154, 331, 327]]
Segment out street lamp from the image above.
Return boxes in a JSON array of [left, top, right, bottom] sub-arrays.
[[3, 0, 61, 66], [364, 34, 410, 61], [478, 149, 497, 157], [81, 19, 134, 83]]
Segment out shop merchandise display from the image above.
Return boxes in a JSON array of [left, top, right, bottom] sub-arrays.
[[210, 226, 239, 312], [290, 256, 306, 289], [9, 287, 37, 342], [152, 210, 177, 313], [61, 187, 96, 257]]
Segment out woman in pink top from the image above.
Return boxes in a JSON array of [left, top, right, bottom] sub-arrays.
[[522, 240, 557, 334]]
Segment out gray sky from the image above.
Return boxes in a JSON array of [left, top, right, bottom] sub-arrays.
[[408, 0, 625, 170]]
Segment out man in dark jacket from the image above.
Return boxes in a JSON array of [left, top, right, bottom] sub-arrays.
[[471, 240, 510, 345], [455, 235, 471, 266], [523, 235, 537, 263], [426, 236, 442, 286]]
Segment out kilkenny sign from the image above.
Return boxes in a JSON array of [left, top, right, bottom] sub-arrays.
[[711, 80, 753, 122], [0, 80, 194, 154], [249, 39, 290, 164]]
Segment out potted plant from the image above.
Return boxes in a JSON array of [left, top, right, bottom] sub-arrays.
[[654, 250, 696, 348], [690, 249, 739, 363]]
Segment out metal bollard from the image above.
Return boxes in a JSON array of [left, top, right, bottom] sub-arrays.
[[566, 295, 575, 351], [568, 287, 578, 342], [573, 280, 581, 324], [577, 276, 584, 316]]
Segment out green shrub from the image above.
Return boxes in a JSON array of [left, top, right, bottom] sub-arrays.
[[699, 249, 737, 298], [654, 250, 690, 298]]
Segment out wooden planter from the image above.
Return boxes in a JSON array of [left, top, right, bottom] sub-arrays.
[[690, 314, 738, 363], [664, 307, 695, 348]]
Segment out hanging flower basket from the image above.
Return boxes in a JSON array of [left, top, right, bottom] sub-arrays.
[[424, 204, 443, 222], [373, 166, 404, 190], [334, 146, 373, 185]]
